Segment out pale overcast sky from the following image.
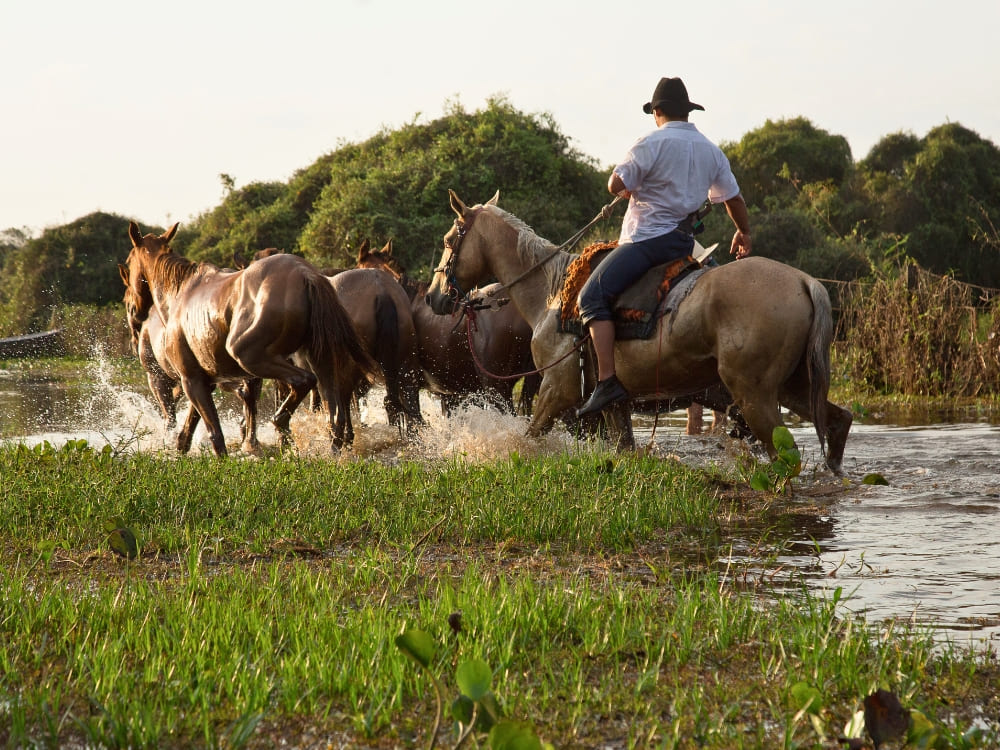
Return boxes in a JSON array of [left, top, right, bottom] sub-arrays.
[[2, 0, 998, 234]]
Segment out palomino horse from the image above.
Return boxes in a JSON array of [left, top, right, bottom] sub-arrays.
[[357, 239, 541, 415], [425, 191, 852, 472], [122, 222, 376, 455]]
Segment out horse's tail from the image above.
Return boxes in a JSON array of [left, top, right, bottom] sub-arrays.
[[805, 277, 833, 456], [305, 275, 379, 381], [373, 291, 402, 386]]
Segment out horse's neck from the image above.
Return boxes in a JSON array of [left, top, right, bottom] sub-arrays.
[[488, 231, 562, 330]]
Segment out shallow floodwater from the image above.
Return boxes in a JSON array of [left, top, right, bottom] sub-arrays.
[[2, 361, 998, 648]]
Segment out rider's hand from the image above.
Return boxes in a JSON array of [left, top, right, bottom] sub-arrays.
[[731, 229, 751, 259]]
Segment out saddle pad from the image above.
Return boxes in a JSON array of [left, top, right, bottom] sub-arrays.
[[559, 241, 702, 340]]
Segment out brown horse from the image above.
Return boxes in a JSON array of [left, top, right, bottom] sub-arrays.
[[121, 289, 265, 451], [122, 222, 376, 455], [357, 240, 540, 415], [328, 267, 425, 438], [425, 191, 852, 472], [234, 245, 425, 439]]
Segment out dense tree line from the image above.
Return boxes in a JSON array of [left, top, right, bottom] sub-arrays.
[[2, 97, 999, 335]]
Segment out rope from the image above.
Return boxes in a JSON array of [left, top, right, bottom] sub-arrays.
[[486, 195, 623, 300], [460, 304, 588, 381]]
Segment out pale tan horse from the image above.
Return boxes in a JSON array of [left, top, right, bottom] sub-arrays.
[[425, 191, 852, 472], [122, 222, 376, 455]]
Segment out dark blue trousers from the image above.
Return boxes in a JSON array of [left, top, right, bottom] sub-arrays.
[[577, 229, 694, 324]]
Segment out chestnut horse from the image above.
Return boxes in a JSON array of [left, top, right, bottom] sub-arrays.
[[121, 288, 264, 451], [328, 267, 425, 438], [425, 191, 852, 472], [122, 222, 376, 455], [357, 240, 540, 415], [234, 246, 425, 440]]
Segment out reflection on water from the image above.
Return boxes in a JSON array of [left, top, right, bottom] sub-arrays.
[[2, 361, 998, 647]]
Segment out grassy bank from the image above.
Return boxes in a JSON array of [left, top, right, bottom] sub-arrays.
[[1, 442, 996, 749]]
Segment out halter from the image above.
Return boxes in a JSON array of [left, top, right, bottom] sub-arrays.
[[432, 208, 481, 307]]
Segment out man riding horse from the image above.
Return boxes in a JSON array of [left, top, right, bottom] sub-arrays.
[[576, 76, 753, 417]]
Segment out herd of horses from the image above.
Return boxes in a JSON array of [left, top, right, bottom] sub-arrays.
[[119, 190, 852, 473]]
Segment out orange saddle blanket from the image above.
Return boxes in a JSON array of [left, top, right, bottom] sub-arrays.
[[558, 241, 702, 339]]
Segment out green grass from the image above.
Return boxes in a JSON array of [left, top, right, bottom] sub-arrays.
[[0, 441, 996, 749]]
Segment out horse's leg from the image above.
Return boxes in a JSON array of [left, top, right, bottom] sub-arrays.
[[179, 377, 227, 456], [237, 378, 263, 455], [147, 369, 178, 431], [526, 360, 580, 438], [517, 373, 541, 416], [176, 403, 201, 453], [606, 400, 636, 452]]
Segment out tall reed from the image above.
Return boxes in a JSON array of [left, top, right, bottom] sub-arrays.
[[835, 264, 1000, 396]]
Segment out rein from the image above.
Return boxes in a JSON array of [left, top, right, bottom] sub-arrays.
[[460, 304, 588, 381]]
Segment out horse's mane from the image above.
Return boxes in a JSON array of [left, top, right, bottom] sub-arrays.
[[150, 251, 205, 291], [482, 205, 576, 302]]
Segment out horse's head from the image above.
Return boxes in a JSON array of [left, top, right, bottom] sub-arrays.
[[357, 238, 405, 279], [122, 221, 178, 337], [425, 189, 499, 314]]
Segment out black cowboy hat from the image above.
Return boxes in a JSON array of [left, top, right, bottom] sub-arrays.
[[642, 77, 705, 114]]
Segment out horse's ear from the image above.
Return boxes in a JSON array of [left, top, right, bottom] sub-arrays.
[[233, 251, 248, 269], [356, 239, 370, 263], [382, 239, 393, 255], [449, 189, 468, 218], [118, 263, 129, 286], [164, 222, 179, 242], [486, 190, 500, 206], [128, 221, 143, 248]]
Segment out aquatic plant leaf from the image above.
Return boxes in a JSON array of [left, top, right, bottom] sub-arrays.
[[790, 681, 823, 715], [395, 629, 436, 669], [452, 694, 474, 724], [750, 472, 771, 492], [107, 525, 138, 559], [861, 473, 889, 486], [476, 693, 502, 731], [456, 658, 492, 701], [906, 708, 937, 746], [488, 720, 544, 750], [863, 689, 910, 748], [772, 425, 796, 451]]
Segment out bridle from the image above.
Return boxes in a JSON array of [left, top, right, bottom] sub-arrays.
[[432, 207, 482, 308]]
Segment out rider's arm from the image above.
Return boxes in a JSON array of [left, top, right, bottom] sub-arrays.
[[723, 193, 752, 259], [608, 172, 631, 199]]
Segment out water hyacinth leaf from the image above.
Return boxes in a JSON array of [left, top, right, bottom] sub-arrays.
[[488, 720, 544, 750], [862, 472, 889, 486], [107, 524, 138, 559], [772, 425, 796, 451], [476, 693, 502, 732], [451, 695, 474, 725], [750, 472, 771, 492], [907, 708, 938, 746], [456, 658, 492, 701], [790, 681, 823, 715], [394, 629, 436, 669]]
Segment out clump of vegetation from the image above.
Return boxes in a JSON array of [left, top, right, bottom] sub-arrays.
[[836, 263, 1000, 397]]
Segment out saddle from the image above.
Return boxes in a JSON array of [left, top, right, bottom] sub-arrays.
[[558, 241, 706, 340]]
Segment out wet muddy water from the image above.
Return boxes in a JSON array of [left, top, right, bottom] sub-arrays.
[[2, 362, 998, 648]]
